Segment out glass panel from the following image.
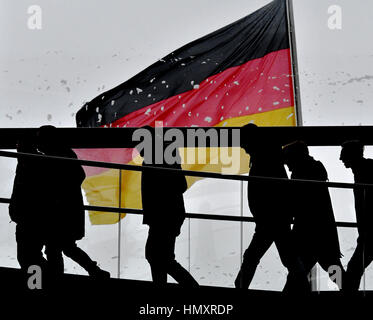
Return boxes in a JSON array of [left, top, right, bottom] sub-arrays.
[[185, 178, 241, 287], [241, 180, 287, 291], [0, 154, 19, 268], [1, 152, 120, 278], [172, 218, 191, 284], [0, 208, 18, 268], [119, 213, 151, 281], [63, 214, 119, 277], [63, 168, 120, 277], [315, 227, 358, 291], [362, 147, 373, 292], [315, 186, 358, 291]]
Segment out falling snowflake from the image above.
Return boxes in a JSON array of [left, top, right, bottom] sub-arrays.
[[273, 101, 280, 105], [111, 100, 115, 106], [204, 116, 212, 123], [287, 113, 294, 120], [233, 81, 239, 85], [136, 88, 143, 94], [145, 108, 151, 116], [193, 84, 200, 89]]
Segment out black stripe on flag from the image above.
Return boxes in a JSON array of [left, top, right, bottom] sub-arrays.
[[76, 0, 288, 128]]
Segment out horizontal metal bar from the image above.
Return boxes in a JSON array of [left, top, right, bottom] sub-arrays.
[[1, 150, 372, 190], [0, 197, 357, 228], [1, 126, 373, 149]]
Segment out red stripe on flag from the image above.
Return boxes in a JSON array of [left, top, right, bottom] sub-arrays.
[[107, 49, 293, 128]]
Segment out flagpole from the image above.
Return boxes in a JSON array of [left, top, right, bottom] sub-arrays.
[[286, 0, 319, 292], [286, 0, 303, 126]]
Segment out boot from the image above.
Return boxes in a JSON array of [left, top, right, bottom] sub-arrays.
[[87, 262, 111, 279]]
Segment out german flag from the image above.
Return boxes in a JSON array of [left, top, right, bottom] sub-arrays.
[[76, 0, 296, 224]]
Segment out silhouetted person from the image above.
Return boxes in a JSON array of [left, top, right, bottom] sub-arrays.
[[283, 141, 345, 290], [340, 140, 373, 291], [36, 125, 110, 279], [9, 136, 48, 274], [140, 127, 198, 287], [235, 124, 309, 292]]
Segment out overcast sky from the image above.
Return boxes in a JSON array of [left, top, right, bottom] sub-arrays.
[[1, 0, 373, 128]]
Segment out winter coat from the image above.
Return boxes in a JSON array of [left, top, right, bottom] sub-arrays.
[[44, 147, 86, 242], [352, 158, 373, 241], [290, 157, 341, 259], [9, 150, 47, 233], [247, 150, 292, 230], [141, 162, 187, 235]]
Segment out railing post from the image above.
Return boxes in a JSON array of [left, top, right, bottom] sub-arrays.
[[362, 187, 366, 296], [240, 180, 244, 267], [117, 169, 122, 279]]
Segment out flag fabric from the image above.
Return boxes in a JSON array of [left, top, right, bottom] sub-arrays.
[[76, 0, 296, 224]]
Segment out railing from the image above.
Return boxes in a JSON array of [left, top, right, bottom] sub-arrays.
[[0, 148, 369, 291], [0, 149, 364, 227]]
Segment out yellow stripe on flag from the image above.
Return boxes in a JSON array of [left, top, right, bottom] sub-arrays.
[[84, 106, 295, 225]]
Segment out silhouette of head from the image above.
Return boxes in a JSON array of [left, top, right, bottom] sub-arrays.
[[240, 123, 260, 155], [340, 140, 364, 169], [36, 125, 58, 154], [282, 140, 309, 172]]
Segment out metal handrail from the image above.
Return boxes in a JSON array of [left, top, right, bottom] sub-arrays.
[[0, 197, 357, 228], [0, 150, 360, 228], [0, 150, 370, 189]]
